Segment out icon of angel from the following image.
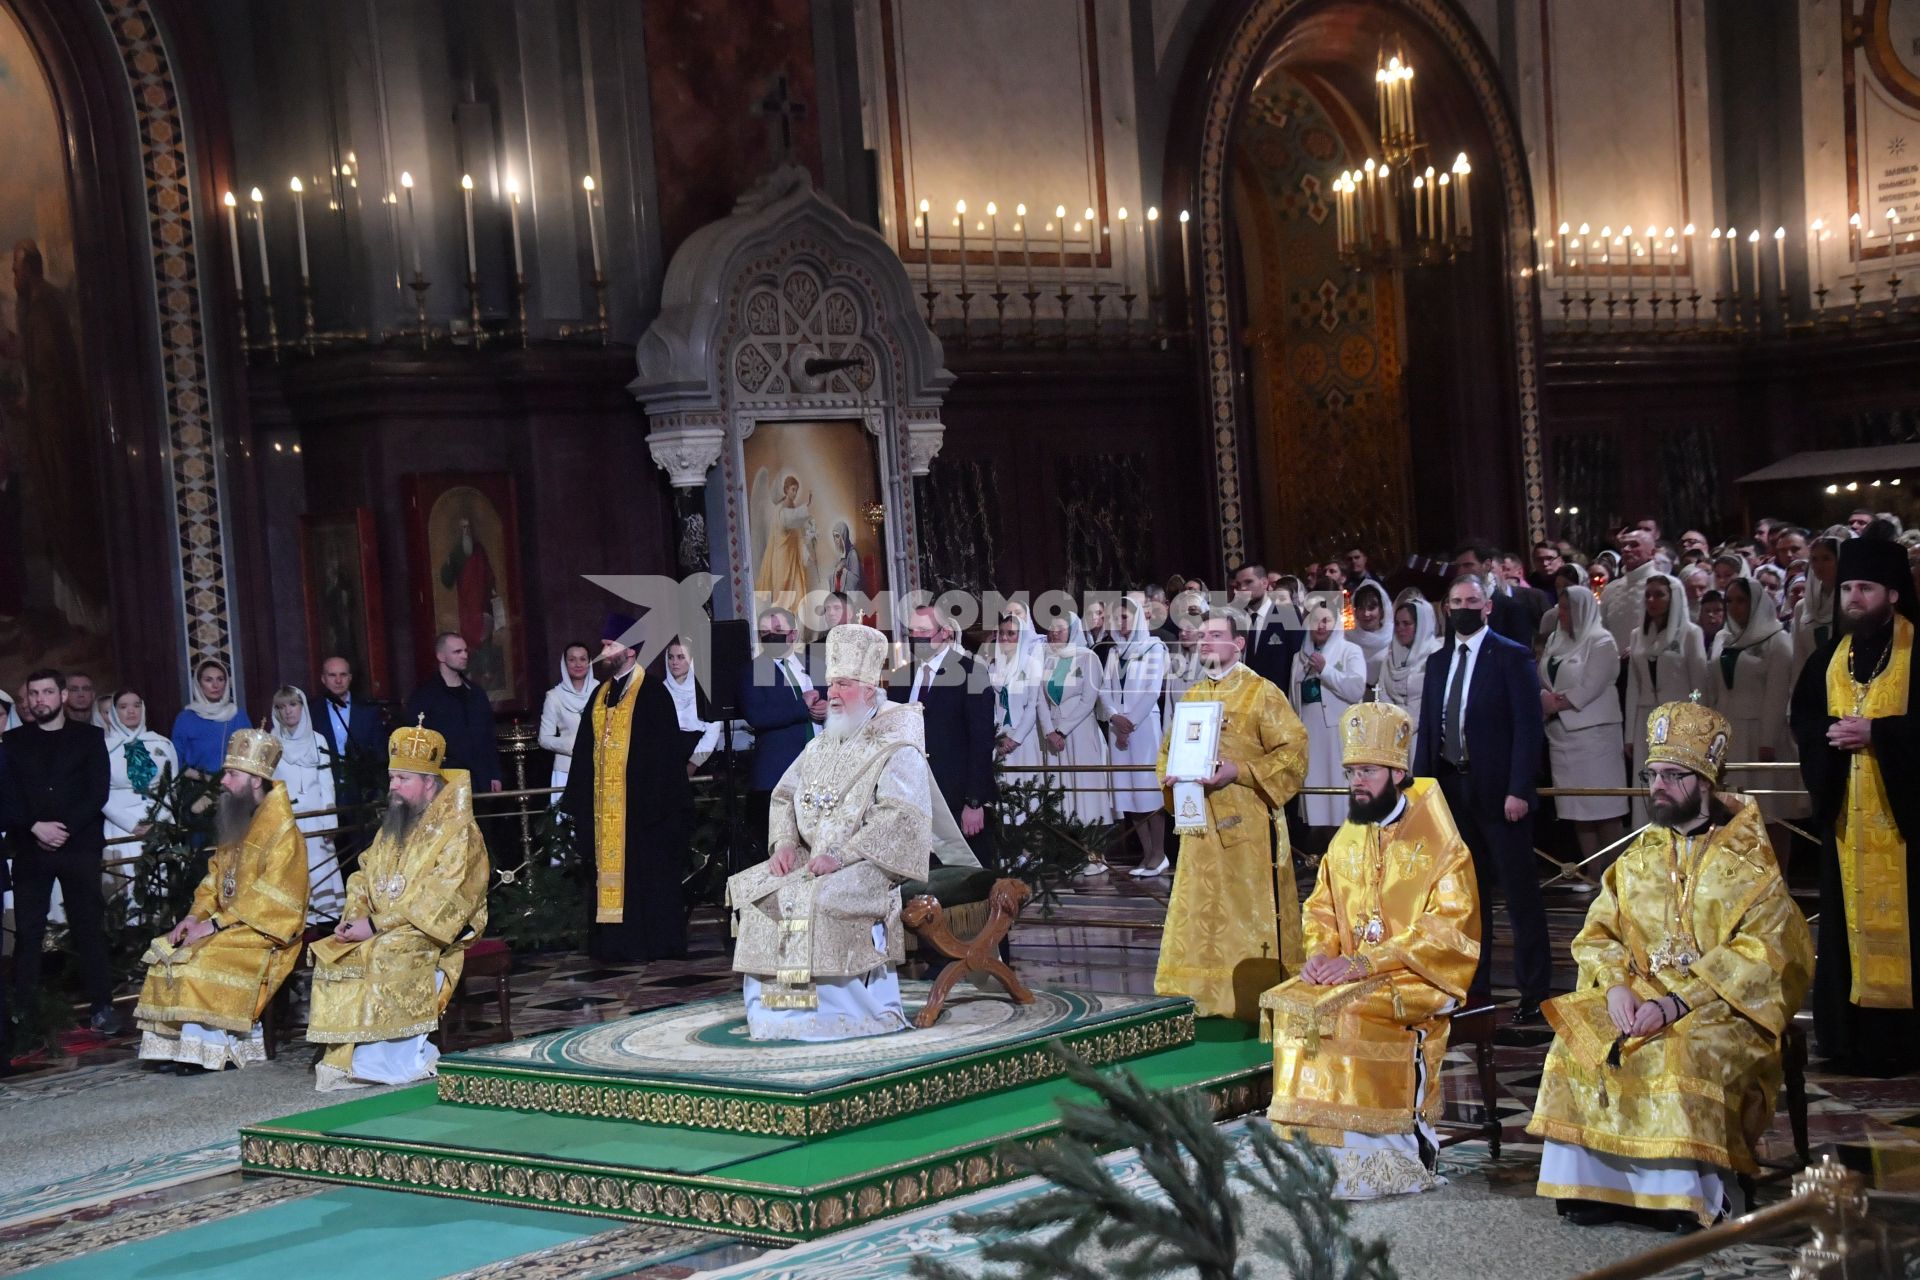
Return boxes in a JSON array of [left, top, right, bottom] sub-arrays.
[[750, 466, 817, 610]]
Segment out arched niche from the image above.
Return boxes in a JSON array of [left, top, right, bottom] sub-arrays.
[[1166, 0, 1543, 570], [632, 165, 953, 624]]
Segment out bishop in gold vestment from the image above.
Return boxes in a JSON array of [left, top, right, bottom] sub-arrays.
[[729, 624, 940, 1041], [309, 721, 490, 1091], [1531, 700, 1813, 1228], [135, 728, 310, 1071], [1155, 612, 1309, 1021], [1261, 702, 1480, 1198]]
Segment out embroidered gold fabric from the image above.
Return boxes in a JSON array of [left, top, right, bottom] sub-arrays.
[[730, 702, 932, 1008], [133, 782, 309, 1035], [1826, 613, 1914, 1008], [307, 769, 490, 1045], [1262, 778, 1480, 1135], [590, 674, 643, 923], [1153, 665, 1309, 1021], [1525, 795, 1813, 1173]]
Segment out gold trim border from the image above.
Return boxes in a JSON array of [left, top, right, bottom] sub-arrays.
[[242, 1063, 1271, 1243], [436, 1008, 1197, 1139]]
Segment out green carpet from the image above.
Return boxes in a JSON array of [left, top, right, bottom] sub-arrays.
[[242, 1019, 1273, 1242], [14, 1186, 609, 1279]]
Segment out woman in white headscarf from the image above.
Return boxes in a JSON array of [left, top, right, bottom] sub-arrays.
[[1290, 604, 1367, 832], [1160, 590, 1210, 723], [1791, 534, 1839, 683], [539, 641, 598, 804], [984, 611, 1045, 826], [170, 658, 244, 777], [1541, 585, 1628, 860], [1099, 593, 1169, 870], [1711, 575, 1798, 832], [1378, 590, 1442, 762], [1344, 581, 1392, 689], [269, 685, 343, 919], [663, 635, 750, 773], [1625, 573, 1710, 824], [104, 690, 179, 842], [1038, 613, 1113, 840]]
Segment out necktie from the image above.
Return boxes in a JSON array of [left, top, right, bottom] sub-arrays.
[[1443, 642, 1469, 765]]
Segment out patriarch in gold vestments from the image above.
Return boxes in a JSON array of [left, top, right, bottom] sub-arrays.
[[1261, 702, 1480, 1199], [1154, 610, 1308, 1021], [1531, 700, 1813, 1229], [308, 719, 489, 1091], [134, 727, 310, 1072]]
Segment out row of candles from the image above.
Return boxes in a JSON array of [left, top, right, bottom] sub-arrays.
[[906, 199, 1191, 313]]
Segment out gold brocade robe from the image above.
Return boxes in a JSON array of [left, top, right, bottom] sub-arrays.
[[729, 702, 932, 1008], [308, 769, 490, 1046], [1527, 795, 1813, 1175], [1262, 778, 1481, 1140], [133, 783, 310, 1033], [1154, 663, 1309, 1021]]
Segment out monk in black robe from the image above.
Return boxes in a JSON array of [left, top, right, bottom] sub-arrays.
[[1790, 536, 1920, 1075], [562, 614, 695, 962]]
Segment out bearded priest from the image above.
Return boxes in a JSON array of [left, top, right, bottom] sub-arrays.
[[308, 720, 490, 1090], [134, 726, 310, 1073], [1154, 610, 1309, 1021], [1530, 700, 1813, 1230], [1261, 702, 1480, 1198], [728, 623, 946, 1041]]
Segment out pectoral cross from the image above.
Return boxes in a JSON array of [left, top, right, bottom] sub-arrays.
[[756, 73, 807, 163]]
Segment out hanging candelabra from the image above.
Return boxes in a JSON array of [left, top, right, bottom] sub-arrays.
[[1331, 48, 1473, 271]]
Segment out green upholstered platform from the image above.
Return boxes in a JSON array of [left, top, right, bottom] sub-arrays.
[[433, 983, 1195, 1138], [241, 1002, 1271, 1243]]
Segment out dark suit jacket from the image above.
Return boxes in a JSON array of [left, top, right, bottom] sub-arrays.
[[1244, 605, 1303, 689], [739, 653, 815, 792], [315, 695, 384, 763], [1412, 629, 1544, 820], [1487, 592, 1538, 647], [403, 678, 501, 790], [1, 719, 110, 861], [887, 650, 995, 815]]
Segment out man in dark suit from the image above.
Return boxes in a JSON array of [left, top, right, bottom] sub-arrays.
[[1230, 561, 1302, 688], [1495, 550, 1555, 633], [403, 632, 502, 792], [889, 603, 996, 866], [314, 655, 385, 762], [739, 608, 825, 864], [1451, 542, 1535, 648], [1413, 573, 1551, 1021], [4, 669, 118, 1033]]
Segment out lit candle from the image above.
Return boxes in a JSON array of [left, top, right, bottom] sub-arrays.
[[1809, 218, 1823, 297], [1017, 202, 1033, 294], [1435, 172, 1448, 249], [1451, 154, 1471, 237], [1055, 204, 1068, 298], [1748, 229, 1761, 307], [1084, 207, 1098, 293], [1682, 223, 1696, 293], [581, 174, 602, 276], [986, 202, 1001, 293], [954, 199, 968, 296], [1665, 226, 1678, 304], [1178, 209, 1192, 301], [1600, 226, 1613, 295], [1416, 170, 1430, 239], [1575, 222, 1589, 288], [461, 174, 477, 275], [289, 177, 309, 279], [1620, 226, 1634, 295], [222, 190, 243, 285], [1725, 225, 1738, 296], [506, 177, 524, 274], [1849, 212, 1862, 275], [920, 198, 933, 295], [1773, 226, 1786, 301], [400, 171, 420, 277], [1116, 207, 1130, 293], [249, 186, 271, 291], [1145, 206, 1160, 300], [1556, 221, 1570, 276]]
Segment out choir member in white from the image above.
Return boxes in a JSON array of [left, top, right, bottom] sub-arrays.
[[1708, 575, 1798, 831], [1345, 581, 1392, 690], [1790, 534, 1839, 682], [1539, 586, 1628, 862], [269, 685, 344, 919], [539, 642, 598, 803], [1378, 590, 1442, 763], [1038, 614, 1113, 835], [984, 611, 1045, 825], [1625, 573, 1710, 824], [104, 690, 178, 842], [1291, 604, 1367, 832], [664, 637, 749, 773], [1100, 593, 1169, 873]]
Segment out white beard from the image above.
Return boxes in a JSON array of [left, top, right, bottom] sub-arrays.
[[823, 698, 879, 740]]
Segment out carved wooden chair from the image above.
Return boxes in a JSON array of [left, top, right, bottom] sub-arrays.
[[902, 875, 1035, 1028]]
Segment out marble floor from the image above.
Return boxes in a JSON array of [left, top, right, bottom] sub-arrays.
[[6, 868, 1920, 1278]]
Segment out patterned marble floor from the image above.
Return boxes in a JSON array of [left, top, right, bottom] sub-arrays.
[[7, 870, 1920, 1278]]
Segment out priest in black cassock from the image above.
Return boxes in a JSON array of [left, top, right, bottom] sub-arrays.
[[1790, 535, 1920, 1075], [562, 613, 695, 962]]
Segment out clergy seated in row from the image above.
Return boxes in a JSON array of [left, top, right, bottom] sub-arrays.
[[730, 622, 970, 1041], [1529, 700, 1813, 1230], [308, 720, 491, 1091], [1261, 702, 1481, 1198], [1154, 611, 1309, 1022], [134, 727, 310, 1074]]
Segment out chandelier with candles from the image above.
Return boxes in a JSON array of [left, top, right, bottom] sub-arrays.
[[1330, 50, 1473, 269]]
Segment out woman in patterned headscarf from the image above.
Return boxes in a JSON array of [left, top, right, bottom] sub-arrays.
[[104, 689, 179, 842]]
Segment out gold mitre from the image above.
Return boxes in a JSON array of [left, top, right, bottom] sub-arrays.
[[389, 714, 447, 776], [1341, 702, 1414, 772], [222, 723, 283, 780], [825, 623, 890, 685], [1645, 697, 1731, 782]]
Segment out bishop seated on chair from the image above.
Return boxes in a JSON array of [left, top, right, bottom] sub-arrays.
[[730, 622, 971, 1042], [1260, 702, 1481, 1199]]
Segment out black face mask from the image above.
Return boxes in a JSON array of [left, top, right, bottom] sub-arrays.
[[1449, 607, 1486, 636]]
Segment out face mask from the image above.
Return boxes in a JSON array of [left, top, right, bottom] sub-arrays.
[[1448, 607, 1486, 635]]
